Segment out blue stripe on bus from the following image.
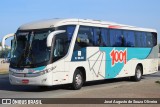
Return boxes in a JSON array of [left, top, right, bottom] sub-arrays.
[[33, 66, 46, 71], [99, 47, 151, 79]]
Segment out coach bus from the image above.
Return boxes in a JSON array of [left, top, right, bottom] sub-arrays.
[[2, 19, 158, 90]]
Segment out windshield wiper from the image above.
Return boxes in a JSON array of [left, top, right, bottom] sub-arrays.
[[25, 33, 36, 66], [16, 48, 27, 67]]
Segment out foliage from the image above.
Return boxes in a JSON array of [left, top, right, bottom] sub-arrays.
[[0, 42, 11, 58], [0, 49, 10, 58], [159, 44, 160, 53]]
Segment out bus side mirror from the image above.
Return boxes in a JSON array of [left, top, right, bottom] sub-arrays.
[[2, 33, 15, 49], [47, 30, 66, 47]]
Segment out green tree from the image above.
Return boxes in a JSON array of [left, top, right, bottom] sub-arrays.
[[0, 42, 10, 58], [0, 49, 10, 58], [159, 44, 160, 53]]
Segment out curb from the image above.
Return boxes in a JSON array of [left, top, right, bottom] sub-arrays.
[[0, 71, 9, 75]]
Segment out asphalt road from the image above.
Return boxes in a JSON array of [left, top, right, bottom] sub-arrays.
[[0, 71, 160, 99]]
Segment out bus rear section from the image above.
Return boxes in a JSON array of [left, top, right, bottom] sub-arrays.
[[70, 25, 158, 84]]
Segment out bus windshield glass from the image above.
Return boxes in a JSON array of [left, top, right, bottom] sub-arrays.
[[10, 29, 53, 68]]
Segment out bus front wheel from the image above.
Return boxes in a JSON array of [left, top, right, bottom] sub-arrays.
[[71, 69, 84, 90]]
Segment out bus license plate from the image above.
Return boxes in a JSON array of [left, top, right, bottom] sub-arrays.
[[22, 79, 29, 84]]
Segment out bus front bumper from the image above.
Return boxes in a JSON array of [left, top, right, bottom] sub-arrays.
[[9, 72, 53, 86]]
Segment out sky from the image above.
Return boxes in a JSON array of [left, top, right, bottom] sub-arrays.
[[0, 0, 160, 46]]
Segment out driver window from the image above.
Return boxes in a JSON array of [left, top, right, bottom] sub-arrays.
[[52, 25, 76, 62], [52, 33, 67, 62], [53, 39, 64, 57]]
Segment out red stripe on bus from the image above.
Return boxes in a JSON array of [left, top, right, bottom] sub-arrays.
[[108, 25, 121, 29]]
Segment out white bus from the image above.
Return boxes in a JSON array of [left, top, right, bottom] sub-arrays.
[[2, 19, 158, 90]]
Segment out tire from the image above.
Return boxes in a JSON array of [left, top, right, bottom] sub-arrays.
[[132, 65, 142, 81], [72, 69, 84, 90]]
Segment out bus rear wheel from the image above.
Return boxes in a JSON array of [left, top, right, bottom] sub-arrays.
[[132, 65, 142, 81], [71, 69, 84, 90]]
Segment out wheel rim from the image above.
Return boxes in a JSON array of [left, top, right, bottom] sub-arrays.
[[136, 69, 142, 79], [75, 74, 82, 86]]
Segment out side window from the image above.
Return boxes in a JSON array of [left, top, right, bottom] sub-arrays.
[[74, 26, 93, 50], [52, 33, 67, 62], [93, 28, 103, 46], [146, 32, 157, 47], [53, 38, 64, 57], [135, 32, 151, 47], [57, 25, 75, 53], [146, 32, 153, 47], [67, 26, 75, 42], [141, 32, 147, 47], [123, 30, 135, 47], [52, 25, 76, 62], [135, 32, 143, 47], [101, 28, 109, 46], [93, 28, 109, 47], [152, 32, 157, 46], [110, 29, 123, 47], [135, 31, 157, 47]]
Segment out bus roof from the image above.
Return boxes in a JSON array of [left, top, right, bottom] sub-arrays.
[[18, 18, 157, 32]]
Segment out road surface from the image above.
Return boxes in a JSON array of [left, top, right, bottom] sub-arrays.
[[0, 71, 160, 98], [0, 71, 160, 107]]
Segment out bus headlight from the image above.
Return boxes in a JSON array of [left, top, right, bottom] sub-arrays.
[[9, 66, 56, 77], [39, 70, 46, 75]]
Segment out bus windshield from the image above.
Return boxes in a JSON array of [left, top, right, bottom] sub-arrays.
[[11, 29, 53, 68], [10, 25, 76, 68]]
